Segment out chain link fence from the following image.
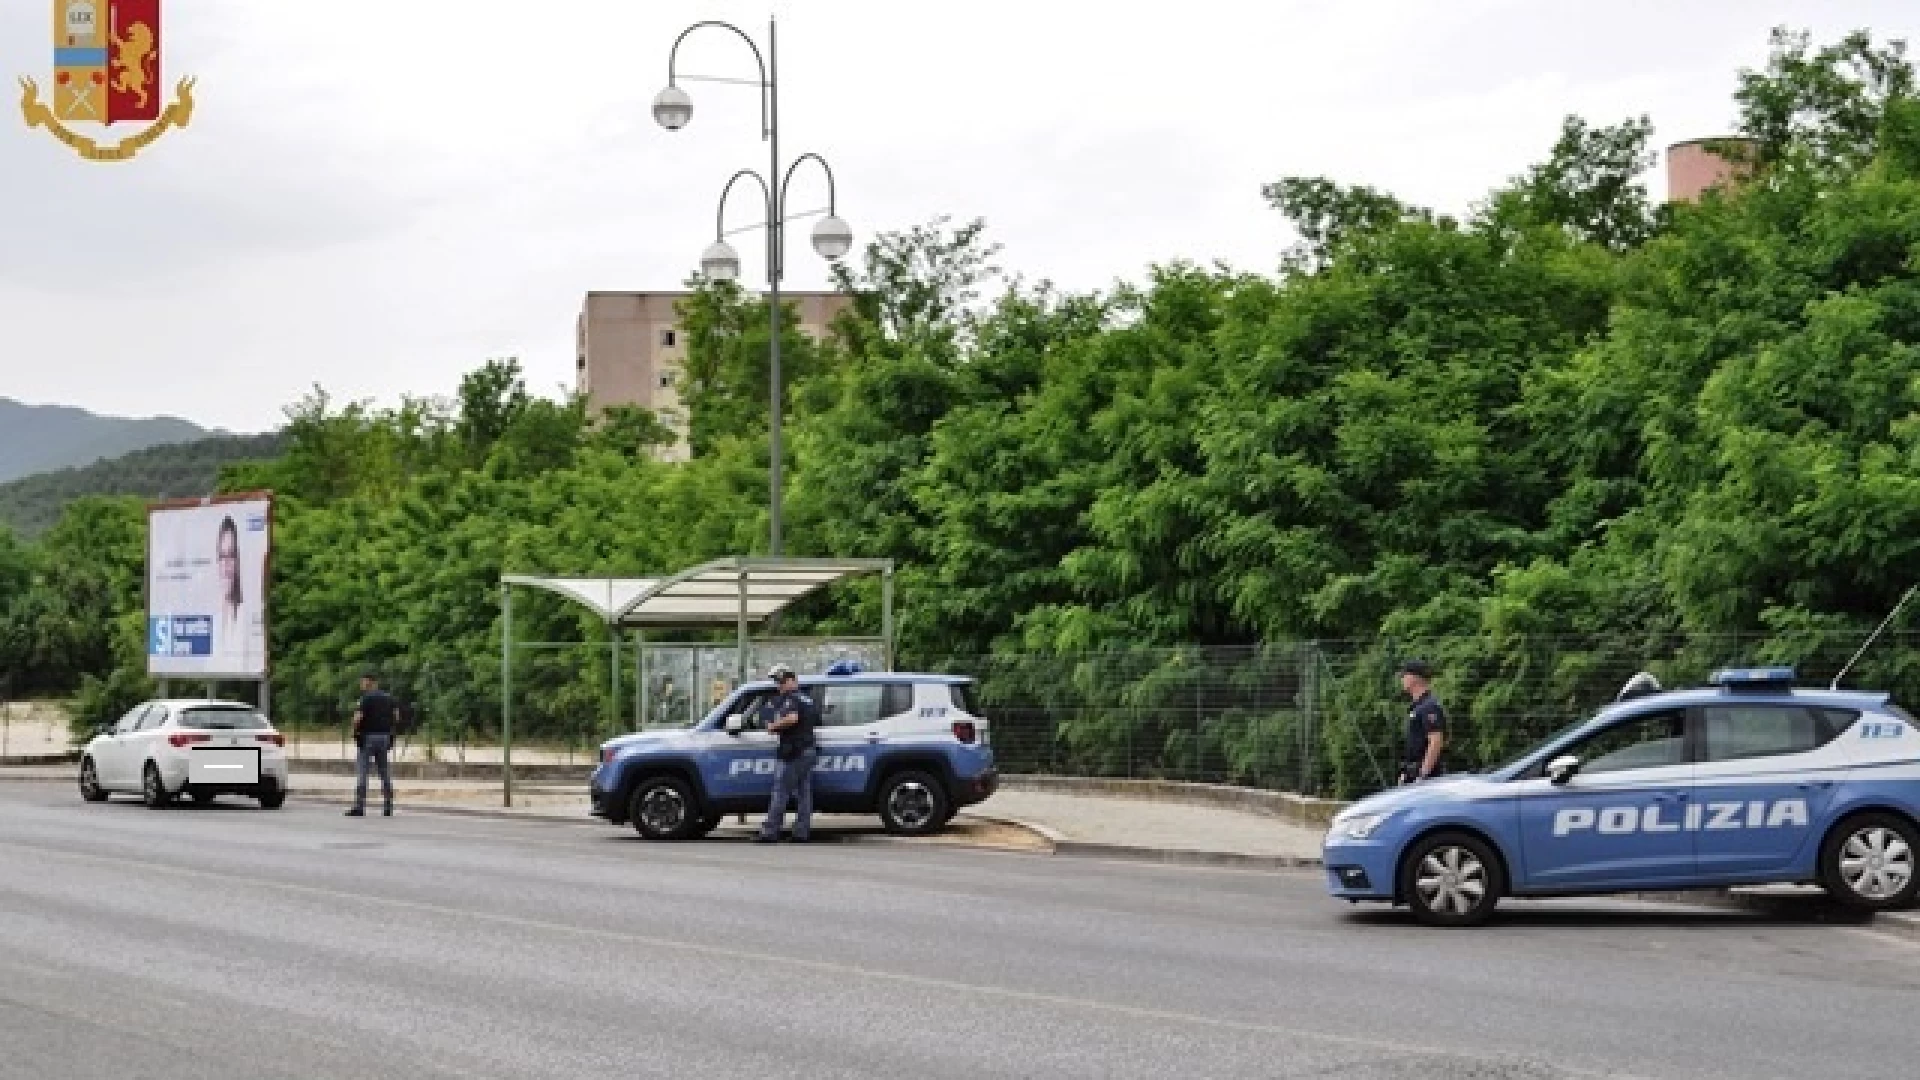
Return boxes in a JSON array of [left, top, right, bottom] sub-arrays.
[[75, 628, 1919, 797], [253, 638, 891, 765], [916, 631, 1920, 799]]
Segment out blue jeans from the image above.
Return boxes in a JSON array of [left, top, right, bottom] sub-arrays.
[[354, 732, 393, 810], [759, 748, 817, 839]]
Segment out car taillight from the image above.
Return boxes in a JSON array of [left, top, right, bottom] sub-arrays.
[[167, 732, 210, 748], [257, 733, 284, 746], [951, 721, 976, 744]]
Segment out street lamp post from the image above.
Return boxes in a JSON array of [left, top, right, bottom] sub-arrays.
[[655, 16, 852, 558]]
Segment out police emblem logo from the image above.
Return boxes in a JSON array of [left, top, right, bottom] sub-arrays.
[[18, 0, 196, 161]]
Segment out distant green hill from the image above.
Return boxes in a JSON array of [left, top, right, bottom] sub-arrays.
[[0, 432, 286, 539], [0, 398, 219, 484]]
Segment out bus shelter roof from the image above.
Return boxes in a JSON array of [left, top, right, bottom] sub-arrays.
[[501, 557, 893, 627]]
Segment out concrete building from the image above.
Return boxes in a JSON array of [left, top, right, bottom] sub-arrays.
[[1666, 137, 1759, 203], [575, 290, 853, 462]]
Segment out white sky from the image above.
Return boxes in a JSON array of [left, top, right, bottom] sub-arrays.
[[1, 0, 1914, 432]]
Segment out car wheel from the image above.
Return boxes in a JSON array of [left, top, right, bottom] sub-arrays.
[[1819, 812, 1919, 911], [191, 791, 216, 806], [628, 777, 699, 841], [78, 758, 108, 803], [257, 783, 286, 810], [878, 770, 949, 836], [1401, 831, 1502, 927], [142, 764, 173, 809]]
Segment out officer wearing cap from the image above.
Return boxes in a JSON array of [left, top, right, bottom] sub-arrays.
[[755, 664, 821, 843], [1397, 660, 1447, 785]]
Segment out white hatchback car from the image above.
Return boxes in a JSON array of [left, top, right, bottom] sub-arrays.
[[79, 699, 290, 809]]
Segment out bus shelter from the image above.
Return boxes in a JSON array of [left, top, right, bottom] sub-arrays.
[[497, 557, 894, 805]]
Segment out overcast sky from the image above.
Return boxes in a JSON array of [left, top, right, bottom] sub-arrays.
[[2, 1, 1914, 433]]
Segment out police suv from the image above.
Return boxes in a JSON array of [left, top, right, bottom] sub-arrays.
[[1324, 667, 1920, 926], [589, 668, 999, 840]]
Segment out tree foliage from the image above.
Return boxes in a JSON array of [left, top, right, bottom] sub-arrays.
[[4, 29, 1917, 793]]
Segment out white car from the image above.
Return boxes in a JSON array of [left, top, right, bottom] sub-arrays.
[[79, 699, 290, 809]]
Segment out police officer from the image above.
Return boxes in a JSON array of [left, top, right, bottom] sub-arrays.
[[346, 670, 398, 816], [1397, 660, 1447, 785], [755, 664, 820, 843]]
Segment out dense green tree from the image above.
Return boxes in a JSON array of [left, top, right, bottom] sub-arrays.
[[5, 27, 1916, 797]]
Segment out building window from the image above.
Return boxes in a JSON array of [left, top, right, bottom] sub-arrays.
[[575, 353, 585, 370], [661, 329, 677, 348], [659, 370, 677, 388]]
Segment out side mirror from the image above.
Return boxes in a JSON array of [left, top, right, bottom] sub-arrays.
[[723, 713, 744, 735], [1547, 754, 1582, 785]]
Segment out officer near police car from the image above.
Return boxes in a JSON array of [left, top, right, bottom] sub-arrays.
[[1397, 660, 1447, 785], [755, 664, 821, 843]]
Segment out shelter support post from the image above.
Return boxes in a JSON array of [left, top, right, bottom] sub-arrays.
[[882, 564, 895, 672], [501, 581, 514, 808], [736, 568, 750, 685], [608, 622, 620, 746], [634, 631, 646, 728]]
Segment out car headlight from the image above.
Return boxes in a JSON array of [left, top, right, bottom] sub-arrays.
[[1330, 812, 1391, 841]]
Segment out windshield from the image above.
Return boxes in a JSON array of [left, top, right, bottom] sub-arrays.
[[178, 707, 270, 730], [1484, 716, 1592, 776]]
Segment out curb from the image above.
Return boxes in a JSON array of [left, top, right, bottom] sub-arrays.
[[999, 774, 1348, 829], [0, 754, 77, 767], [289, 790, 596, 826], [1053, 840, 1321, 871], [286, 793, 1053, 854], [960, 809, 1321, 870]]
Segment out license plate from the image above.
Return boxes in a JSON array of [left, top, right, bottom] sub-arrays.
[[189, 748, 260, 785]]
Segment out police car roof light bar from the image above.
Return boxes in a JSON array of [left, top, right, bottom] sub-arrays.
[[1709, 667, 1797, 692], [1831, 584, 1918, 691]]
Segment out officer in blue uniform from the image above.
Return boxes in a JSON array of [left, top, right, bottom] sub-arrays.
[[1397, 660, 1447, 785], [755, 664, 821, 843]]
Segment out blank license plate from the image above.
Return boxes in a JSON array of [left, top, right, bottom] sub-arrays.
[[189, 748, 260, 785]]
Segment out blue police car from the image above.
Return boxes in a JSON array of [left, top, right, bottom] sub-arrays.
[[1323, 667, 1920, 925], [589, 667, 999, 841]]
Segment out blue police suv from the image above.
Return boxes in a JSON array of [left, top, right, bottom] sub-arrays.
[[589, 668, 999, 840], [1324, 667, 1920, 926]]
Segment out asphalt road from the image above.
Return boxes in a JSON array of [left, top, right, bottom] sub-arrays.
[[1, 783, 1916, 1080]]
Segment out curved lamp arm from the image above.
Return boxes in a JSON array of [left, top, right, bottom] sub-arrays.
[[666, 21, 770, 139], [776, 152, 838, 282], [716, 168, 775, 283]]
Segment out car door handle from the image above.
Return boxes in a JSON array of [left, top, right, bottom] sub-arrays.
[[865, 731, 883, 742], [1799, 780, 1834, 791]]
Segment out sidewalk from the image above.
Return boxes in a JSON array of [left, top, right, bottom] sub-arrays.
[[971, 788, 1325, 868]]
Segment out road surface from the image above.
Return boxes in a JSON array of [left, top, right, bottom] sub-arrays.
[[0, 783, 1915, 1080]]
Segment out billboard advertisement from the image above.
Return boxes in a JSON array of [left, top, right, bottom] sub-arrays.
[[147, 495, 272, 678]]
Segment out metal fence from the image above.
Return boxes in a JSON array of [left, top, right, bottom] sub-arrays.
[[104, 629, 1920, 797], [246, 637, 891, 765], [916, 631, 1920, 799]]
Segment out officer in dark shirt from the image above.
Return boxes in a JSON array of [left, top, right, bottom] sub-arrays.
[[754, 664, 820, 843], [1397, 660, 1447, 785], [347, 671, 398, 817]]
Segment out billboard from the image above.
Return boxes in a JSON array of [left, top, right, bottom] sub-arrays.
[[147, 494, 272, 678]]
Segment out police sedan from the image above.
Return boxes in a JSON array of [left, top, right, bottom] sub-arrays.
[[1323, 667, 1920, 926]]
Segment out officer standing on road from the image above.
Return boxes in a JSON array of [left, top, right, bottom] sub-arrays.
[[1397, 660, 1447, 785], [346, 671, 398, 817], [755, 664, 820, 843]]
